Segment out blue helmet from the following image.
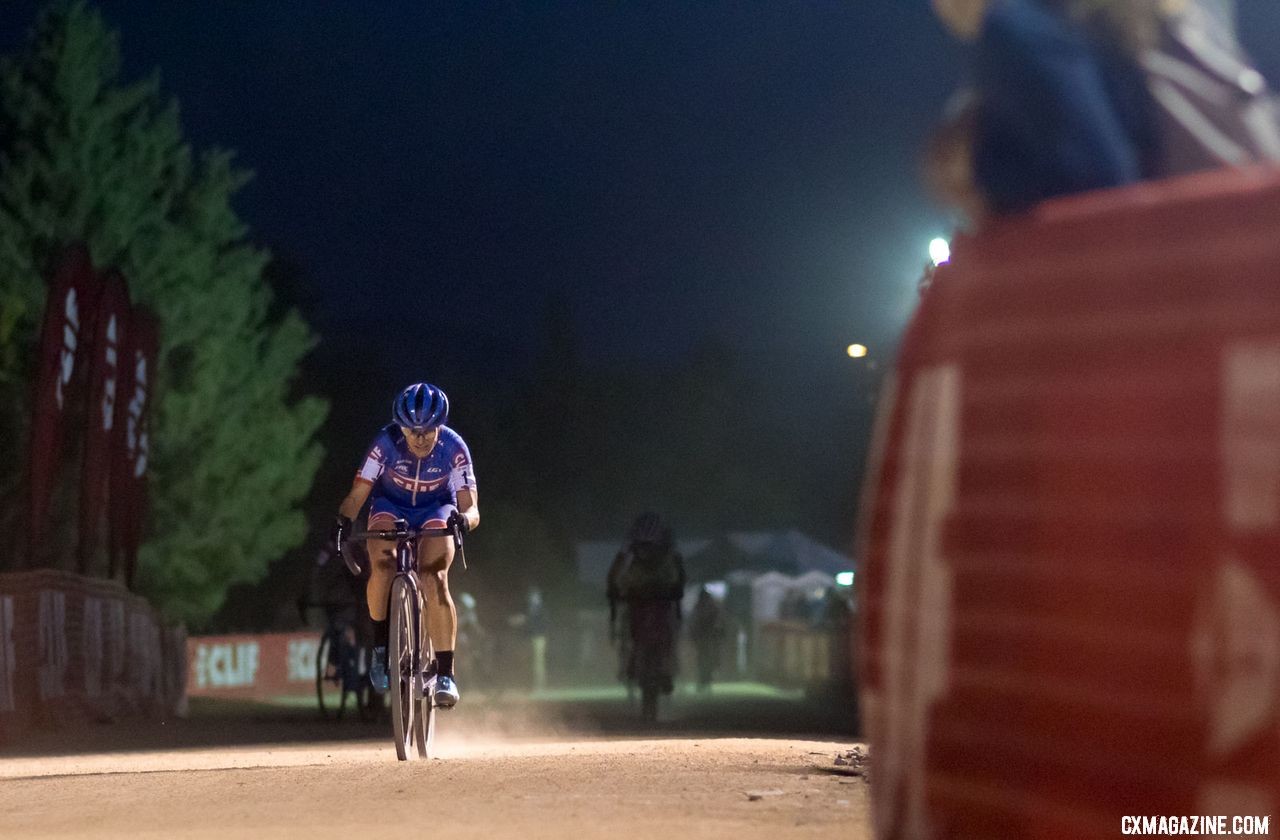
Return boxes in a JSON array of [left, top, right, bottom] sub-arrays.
[[392, 382, 449, 431]]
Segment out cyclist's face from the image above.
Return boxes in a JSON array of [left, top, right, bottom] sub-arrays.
[[400, 425, 439, 456]]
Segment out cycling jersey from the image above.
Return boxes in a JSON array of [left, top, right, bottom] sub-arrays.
[[355, 424, 477, 510]]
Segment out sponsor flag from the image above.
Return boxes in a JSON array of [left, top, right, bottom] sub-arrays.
[[78, 270, 131, 573], [109, 308, 157, 587], [27, 246, 100, 565]]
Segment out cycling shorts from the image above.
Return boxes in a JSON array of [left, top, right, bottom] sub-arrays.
[[367, 496, 456, 531]]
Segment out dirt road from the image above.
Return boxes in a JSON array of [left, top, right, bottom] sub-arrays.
[[0, 689, 869, 839]]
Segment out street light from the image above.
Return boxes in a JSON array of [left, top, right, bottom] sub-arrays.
[[846, 343, 868, 359], [929, 237, 951, 266]]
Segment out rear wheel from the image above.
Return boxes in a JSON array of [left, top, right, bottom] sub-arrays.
[[415, 600, 436, 758], [359, 680, 383, 722], [418, 693, 436, 757], [641, 682, 660, 722], [388, 576, 418, 760], [635, 639, 665, 723], [357, 647, 381, 722], [315, 631, 342, 720]]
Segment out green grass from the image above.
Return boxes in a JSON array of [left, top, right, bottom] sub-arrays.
[[189, 681, 806, 716], [524, 682, 806, 703]]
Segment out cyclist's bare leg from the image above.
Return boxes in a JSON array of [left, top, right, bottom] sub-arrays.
[[366, 538, 397, 621], [418, 535, 457, 653]]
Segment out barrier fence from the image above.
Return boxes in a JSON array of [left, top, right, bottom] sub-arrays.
[[187, 624, 856, 701], [186, 632, 320, 702], [0, 570, 185, 739], [755, 620, 853, 690]]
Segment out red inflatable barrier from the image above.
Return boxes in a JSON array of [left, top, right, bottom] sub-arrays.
[[859, 167, 1280, 839]]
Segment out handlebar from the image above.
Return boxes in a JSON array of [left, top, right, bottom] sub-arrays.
[[350, 524, 457, 542], [338, 516, 467, 576]]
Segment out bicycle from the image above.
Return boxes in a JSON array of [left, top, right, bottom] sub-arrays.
[[342, 516, 466, 761], [312, 605, 379, 722], [296, 598, 380, 722], [627, 597, 680, 723]]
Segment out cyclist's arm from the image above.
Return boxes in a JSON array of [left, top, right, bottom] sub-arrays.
[[338, 477, 374, 522], [457, 487, 479, 532]]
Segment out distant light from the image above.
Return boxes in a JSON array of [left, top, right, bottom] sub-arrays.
[[836, 571, 855, 587], [930, 238, 951, 266], [846, 344, 868, 359]]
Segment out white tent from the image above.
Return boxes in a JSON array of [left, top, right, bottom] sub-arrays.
[[751, 571, 797, 623]]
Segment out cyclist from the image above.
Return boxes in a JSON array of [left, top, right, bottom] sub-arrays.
[[688, 586, 725, 693], [608, 512, 686, 707], [331, 382, 479, 708]]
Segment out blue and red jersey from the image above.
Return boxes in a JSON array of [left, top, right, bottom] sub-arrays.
[[355, 424, 477, 510]]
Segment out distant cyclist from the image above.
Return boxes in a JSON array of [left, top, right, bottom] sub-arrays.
[[608, 513, 686, 712], [331, 382, 479, 708]]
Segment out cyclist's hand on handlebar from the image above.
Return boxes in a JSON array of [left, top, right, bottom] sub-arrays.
[[330, 514, 351, 552], [449, 510, 471, 536], [332, 514, 363, 575]]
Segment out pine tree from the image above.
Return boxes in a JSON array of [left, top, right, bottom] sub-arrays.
[[0, 3, 327, 626]]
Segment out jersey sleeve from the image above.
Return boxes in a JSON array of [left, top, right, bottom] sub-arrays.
[[355, 434, 389, 485], [447, 435, 477, 495]]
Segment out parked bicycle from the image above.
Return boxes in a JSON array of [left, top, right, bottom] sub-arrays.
[[317, 606, 378, 721], [342, 515, 466, 760], [296, 598, 379, 721]]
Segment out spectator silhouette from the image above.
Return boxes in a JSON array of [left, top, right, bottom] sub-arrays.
[[688, 587, 725, 693], [929, 0, 1279, 221]]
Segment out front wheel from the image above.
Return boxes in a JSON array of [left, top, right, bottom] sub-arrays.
[[388, 576, 419, 760]]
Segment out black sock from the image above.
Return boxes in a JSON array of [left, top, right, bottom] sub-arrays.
[[436, 650, 454, 678], [373, 619, 389, 649]]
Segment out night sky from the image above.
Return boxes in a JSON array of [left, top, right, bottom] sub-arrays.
[[5, 3, 1278, 376], [3, 1, 1279, 546], [4, 2, 962, 378]]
